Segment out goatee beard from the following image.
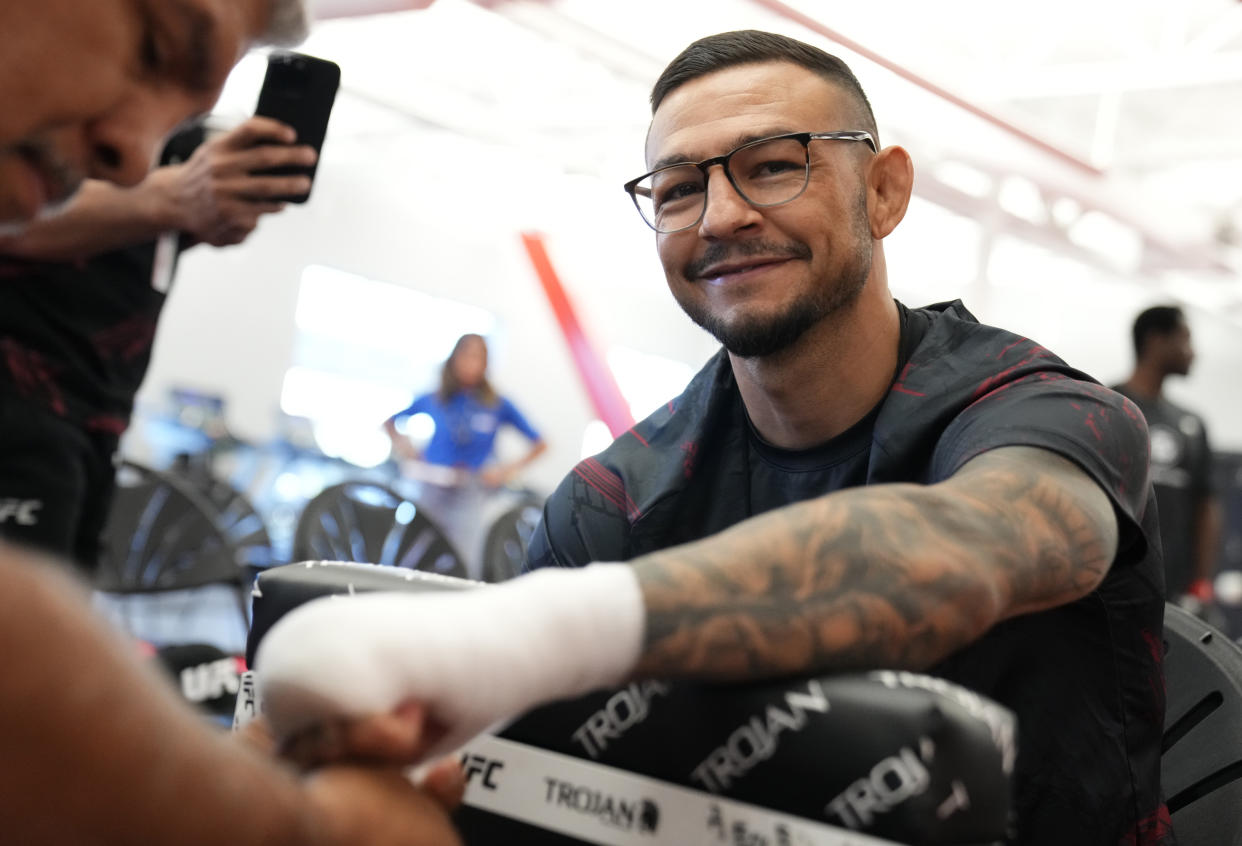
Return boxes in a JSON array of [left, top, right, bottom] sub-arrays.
[[684, 245, 871, 358]]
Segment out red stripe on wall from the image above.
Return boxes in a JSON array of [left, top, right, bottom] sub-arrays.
[[521, 231, 635, 438]]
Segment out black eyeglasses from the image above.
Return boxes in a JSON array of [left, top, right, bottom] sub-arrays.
[[624, 131, 877, 234]]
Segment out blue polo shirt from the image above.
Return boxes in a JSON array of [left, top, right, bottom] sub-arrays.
[[392, 391, 541, 470]]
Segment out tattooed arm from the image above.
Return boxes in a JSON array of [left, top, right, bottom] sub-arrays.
[[253, 446, 1121, 758], [631, 445, 1118, 680]]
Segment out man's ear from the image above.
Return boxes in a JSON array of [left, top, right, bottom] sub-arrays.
[[866, 145, 914, 240]]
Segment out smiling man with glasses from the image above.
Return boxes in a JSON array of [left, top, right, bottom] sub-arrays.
[[257, 29, 1171, 846]]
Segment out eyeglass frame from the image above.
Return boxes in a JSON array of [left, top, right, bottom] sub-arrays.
[[623, 130, 878, 234]]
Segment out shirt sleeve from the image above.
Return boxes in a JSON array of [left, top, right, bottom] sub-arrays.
[[498, 397, 542, 442], [931, 373, 1153, 558], [524, 461, 633, 571], [389, 393, 432, 424]]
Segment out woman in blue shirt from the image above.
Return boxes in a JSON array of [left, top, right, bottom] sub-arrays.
[[385, 333, 547, 489]]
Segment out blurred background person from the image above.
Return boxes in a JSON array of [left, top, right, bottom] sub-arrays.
[[1114, 304, 1222, 617], [384, 333, 546, 575], [0, 118, 314, 573], [384, 333, 546, 488]]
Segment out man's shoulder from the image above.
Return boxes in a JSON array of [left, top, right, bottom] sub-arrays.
[[593, 348, 734, 475], [547, 349, 736, 514], [898, 300, 1092, 402], [912, 299, 1067, 365], [871, 301, 1128, 473]]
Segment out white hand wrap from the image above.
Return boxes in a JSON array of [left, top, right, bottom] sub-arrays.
[[254, 564, 644, 757]]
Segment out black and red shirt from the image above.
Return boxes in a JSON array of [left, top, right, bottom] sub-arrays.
[[0, 241, 167, 435], [528, 300, 1171, 845]]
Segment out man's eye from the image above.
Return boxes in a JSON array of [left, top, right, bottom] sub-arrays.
[[753, 159, 802, 177], [655, 181, 704, 208]]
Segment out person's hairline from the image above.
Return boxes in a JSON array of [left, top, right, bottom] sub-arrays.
[[1133, 305, 1187, 357], [644, 60, 876, 165], [259, 0, 310, 46]]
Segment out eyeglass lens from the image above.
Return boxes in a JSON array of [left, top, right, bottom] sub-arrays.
[[633, 136, 809, 233]]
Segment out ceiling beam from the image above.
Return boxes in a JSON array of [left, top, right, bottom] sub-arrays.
[[966, 52, 1242, 99]]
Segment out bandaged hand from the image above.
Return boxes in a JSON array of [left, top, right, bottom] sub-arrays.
[[254, 565, 644, 761]]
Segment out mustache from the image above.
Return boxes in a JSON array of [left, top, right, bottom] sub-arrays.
[[16, 137, 84, 207], [684, 239, 812, 280]]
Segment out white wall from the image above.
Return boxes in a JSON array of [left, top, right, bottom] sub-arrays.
[[138, 125, 721, 495], [133, 9, 1242, 496], [141, 151, 1242, 507]]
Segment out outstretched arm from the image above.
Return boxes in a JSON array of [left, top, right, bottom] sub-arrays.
[[632, 445, 1117, 679], [257, 446, 1119, 760]]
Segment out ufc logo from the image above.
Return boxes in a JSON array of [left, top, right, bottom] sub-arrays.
[[462, 753, 504, 790], [0, 499, 41, 526]]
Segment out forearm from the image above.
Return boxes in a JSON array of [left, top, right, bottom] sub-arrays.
[[0, 176, 179, 262], [0, 544, 322, 846], [631, 463, 1112, 680], [511, 439, 547, 472]]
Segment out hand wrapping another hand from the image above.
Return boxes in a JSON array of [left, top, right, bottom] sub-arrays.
[[254, 565, 645, 764]]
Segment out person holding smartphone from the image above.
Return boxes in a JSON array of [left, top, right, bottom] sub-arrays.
[[0, 117, 315, 572]]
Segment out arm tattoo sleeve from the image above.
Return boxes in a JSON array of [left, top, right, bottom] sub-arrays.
[[630, 447, 1116, 680]]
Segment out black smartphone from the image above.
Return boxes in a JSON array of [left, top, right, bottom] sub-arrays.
[[253, 51, 341, 203]]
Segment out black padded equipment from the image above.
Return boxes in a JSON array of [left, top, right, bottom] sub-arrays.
[[154, 643, 245, 721], [1161, 602, 1242, 844], [247, 561, 1015, 845]]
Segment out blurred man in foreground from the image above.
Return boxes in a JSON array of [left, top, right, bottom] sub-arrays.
[[0, 0, 464, 842]]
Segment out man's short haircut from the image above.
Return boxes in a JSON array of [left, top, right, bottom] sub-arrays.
[[263, 0, 311, 46], [650, 30, 879, 144], [1132, 305, 1185, 358]]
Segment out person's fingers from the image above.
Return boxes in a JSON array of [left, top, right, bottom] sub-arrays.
[[224, 143, 317, 174], [336, 702, 430, 764], [246, 201, 287, 216], [281, 719, 348, 770], [217, 116, 299, 149], [235, 717, 278, 755], [280, 703, 437, 771], [304, 766, 465, 846], [214, 174, 312, 202], [216, 225, 257, 246], [420, 757, 466, 810], [202, 212, 259, 246]]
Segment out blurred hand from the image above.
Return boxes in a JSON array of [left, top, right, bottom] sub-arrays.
[[391, 438, 420, 462], [478, 464, 513, 489], [236, 715, 278, 756], [1187, 578, 1215, 604], [281, 702, 437, 770], [304, 765, 464, 846], [280, 702, 466, 810], [151, 116, 317, 246], [284, 704, 467, 824], [245, 703, 466, 841]]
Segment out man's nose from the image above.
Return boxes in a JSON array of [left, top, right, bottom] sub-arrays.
[[697, 167, 762, 238], [85, 99, 195, 187]]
